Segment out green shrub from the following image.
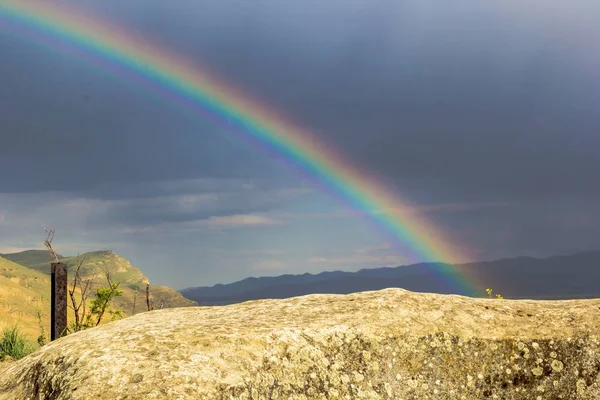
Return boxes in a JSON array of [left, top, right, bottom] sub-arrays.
[[0, 325, 34, 360]]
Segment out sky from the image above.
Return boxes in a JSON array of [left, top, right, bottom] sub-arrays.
[[0, 0, 599, 289]]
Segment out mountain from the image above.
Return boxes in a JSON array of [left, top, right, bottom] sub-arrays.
[[181, 251, 600, 305], [0, 250, 196, 341]]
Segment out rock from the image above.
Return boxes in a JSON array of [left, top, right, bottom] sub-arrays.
[[0, 288, 599, 399]]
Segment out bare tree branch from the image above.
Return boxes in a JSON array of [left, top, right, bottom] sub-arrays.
[[43, 227, 59, 264], [68, 254, 93, 331]]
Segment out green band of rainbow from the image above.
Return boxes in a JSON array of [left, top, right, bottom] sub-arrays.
[[0, 0, 480, 296]]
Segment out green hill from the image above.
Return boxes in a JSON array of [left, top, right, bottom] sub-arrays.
[[1, 250, 63, 270], [0, 250, 196, 344]]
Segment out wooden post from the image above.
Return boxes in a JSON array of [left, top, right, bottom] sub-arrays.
[[146, 282, 151, 311], [132, 289, 137, 315], [51, 262, 68, 340]]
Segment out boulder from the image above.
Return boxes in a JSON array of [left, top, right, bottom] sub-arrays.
[[1, 288, 599, 399]]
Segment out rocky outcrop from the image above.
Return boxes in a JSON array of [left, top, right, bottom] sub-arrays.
[[1, 288, 599, 399]]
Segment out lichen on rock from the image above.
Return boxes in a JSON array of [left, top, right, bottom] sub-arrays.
[[0, 288, 599, 399]]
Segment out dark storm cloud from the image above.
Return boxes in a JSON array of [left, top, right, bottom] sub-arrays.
[[0, 25, 283, 194], [1, 0, 599, 203]]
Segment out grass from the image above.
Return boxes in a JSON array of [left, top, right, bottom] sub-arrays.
[[0, 325, 34, 361]]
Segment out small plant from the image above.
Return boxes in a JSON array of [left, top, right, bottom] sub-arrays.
[[486, 287, 503, 299], [36, 310, 47, 347], [0, 325, 34, 360]]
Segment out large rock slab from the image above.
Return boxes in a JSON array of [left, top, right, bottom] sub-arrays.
[[1, 288, 599, 399]]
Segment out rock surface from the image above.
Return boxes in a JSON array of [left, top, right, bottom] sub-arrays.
[[1, 288, 599, 399]]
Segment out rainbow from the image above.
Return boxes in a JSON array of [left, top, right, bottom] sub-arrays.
[[0, 1, 481, 296]]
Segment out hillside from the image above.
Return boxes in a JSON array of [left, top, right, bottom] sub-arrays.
[[181, 250, 600, 305], [0, 250, 196, 342], [0, 250, 64, 269], [0, 256, 50, 340], [2, 289, 599, 399]]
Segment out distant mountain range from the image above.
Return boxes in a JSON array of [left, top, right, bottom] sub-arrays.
[[180, 251, 600, 305]]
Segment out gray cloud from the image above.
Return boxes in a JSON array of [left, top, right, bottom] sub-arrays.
[[93, 185, 312, 227]]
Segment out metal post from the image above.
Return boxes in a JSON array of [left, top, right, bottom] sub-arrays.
[[51, 262, 68, 340]]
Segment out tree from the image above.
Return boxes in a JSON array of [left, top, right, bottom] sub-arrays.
[[68, 254, 92, 331], [67, 254, 123, 333], [87, 270, 123, 326]]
